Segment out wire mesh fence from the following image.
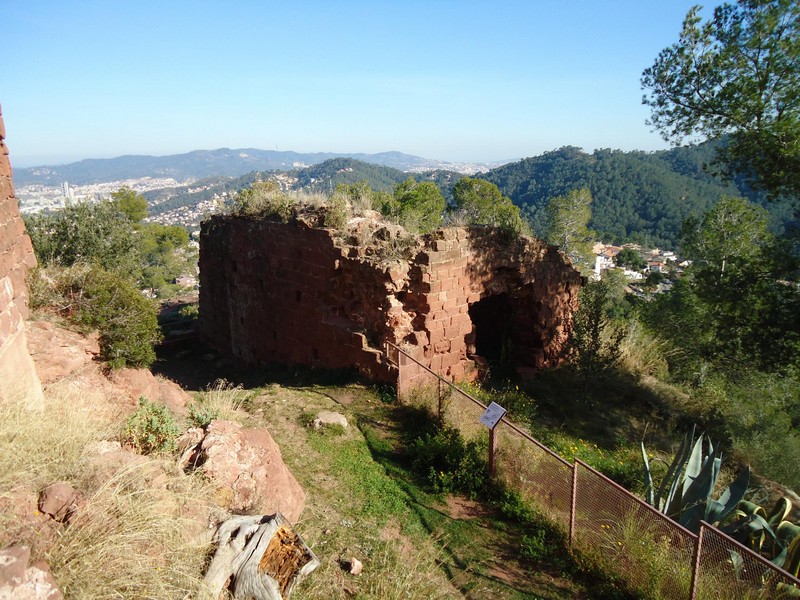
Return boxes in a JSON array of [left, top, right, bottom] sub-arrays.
[[493, 418, 574, 529], [573, 460, 696, 598], [385, 342, 800, 600], [693, 523, 800, 600]]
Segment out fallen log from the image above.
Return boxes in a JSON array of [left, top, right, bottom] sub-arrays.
[[204, 513, 319, 599]]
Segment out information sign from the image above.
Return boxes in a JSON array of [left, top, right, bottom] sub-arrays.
[[479, 402, 507, 430]]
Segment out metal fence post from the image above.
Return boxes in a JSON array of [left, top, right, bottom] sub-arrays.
[[437, 378, 443, 421], [396, 350, 404, 402], [569, 459, 578, 547], [488, 425, 496, 477], [689, 522, 705, 600]]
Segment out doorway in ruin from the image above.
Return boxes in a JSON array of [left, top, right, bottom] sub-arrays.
[[468, 293, 514, 374]]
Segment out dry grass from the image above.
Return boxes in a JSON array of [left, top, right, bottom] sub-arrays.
[[190, 378, 251, 426], [0, 380, 116, 491], [618, 321, 672, 379], [0, 381, 219, 598], [47, 460, 217, 599]]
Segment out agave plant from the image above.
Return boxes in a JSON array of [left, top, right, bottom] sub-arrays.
[[641, 426, 750, 533], [642, 428, 800, 573]]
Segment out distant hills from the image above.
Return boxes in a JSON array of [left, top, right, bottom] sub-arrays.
[[483, 144, 795, 248], [147, 144, 795, 249], [145, 157, 463, 216], [19, 143, 797, 250], [13, 148, 496, 186]]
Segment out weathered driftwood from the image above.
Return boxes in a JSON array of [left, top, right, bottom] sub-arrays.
[[204, 513, 319, 600]]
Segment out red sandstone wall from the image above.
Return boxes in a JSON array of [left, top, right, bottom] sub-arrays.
[[199, 216, 582, 392], [398, 227, 581, 391], [199, 217, 396, 381], [0, 104, 43, 405]]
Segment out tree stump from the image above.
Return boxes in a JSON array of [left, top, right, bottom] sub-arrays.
[[204, 513, 319, 600]]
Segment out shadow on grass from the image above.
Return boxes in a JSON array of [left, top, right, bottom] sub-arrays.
[[356, 401, 637, 600], [152, 335, 363, 392], [524, 366, 686, 452]]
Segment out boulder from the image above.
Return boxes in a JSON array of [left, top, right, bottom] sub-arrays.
[[185, 420, 305, 523], [0, 545, 63, 600], [312, 411, 348, 430], [107, 368, 190, 415], [176, 427, 205, 469], [37, 483, 82, 524], [83, 440, 148, 481], [25, 321, 99, 383]]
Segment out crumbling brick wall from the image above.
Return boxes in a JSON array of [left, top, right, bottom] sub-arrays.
[[200, 217, 397, 381], [199, 215, 582, 392], [0, 104, 43, 406]]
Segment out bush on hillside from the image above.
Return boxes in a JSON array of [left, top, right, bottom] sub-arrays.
[[123, 398, 180, 455], [231, 181, 297, 221], [408, 423, 488, 497], [30, 264, 162, 369]]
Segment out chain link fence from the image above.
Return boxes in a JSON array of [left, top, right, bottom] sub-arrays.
[[387, 343, 800, 600]]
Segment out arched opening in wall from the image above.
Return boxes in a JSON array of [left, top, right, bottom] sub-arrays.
[[468, 293, 514, 370]]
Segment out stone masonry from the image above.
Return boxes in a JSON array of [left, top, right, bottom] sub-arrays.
[[200, 214, 582, 394], [0, 103, 43, 406]]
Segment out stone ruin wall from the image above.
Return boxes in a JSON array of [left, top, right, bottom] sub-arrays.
[[199, 216, 582, 393], [200, 218, 396, 380], [0, 104, 43, 406], [397, 227, 582, 391]]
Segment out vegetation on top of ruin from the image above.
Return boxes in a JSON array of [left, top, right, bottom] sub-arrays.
[[223, 177, 532, 270]]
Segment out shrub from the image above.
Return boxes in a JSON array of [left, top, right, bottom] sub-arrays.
[[123, 398, 180, 455], [188, 403, 218, 429], [232, 181, 296, 221], [459, 381, 537, 423], [408, 424, 488, 497], [520, 530, 548, 561], [322, 192, 349, 230], [177, 303, 199, 320], [31, 264, 161, 369]]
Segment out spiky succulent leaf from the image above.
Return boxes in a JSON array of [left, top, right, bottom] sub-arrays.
[[707, 466, 749, 525], [641, 441, 655, 507], [775, 582, 800, 598], [728, 549, 744, 577], [682, 434, 706, 499], [778, 522, 800, 547], [656, 426, 695, 513], [783, 535, 800, 578], [678, 448, 721, 532], [769, 498, 793, 528], [739, 500, 767, 519]]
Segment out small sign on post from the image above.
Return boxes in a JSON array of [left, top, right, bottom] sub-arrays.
[[479, 402, 506, 477]]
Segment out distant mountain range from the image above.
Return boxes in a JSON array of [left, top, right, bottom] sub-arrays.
[[145, 144, 796, 249], [13, 148, 500, 186], [18, 143, 797, 250]]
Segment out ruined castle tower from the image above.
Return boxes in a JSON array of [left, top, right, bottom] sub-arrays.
[[0, 104, 43, 406], [200, 213, 582, 393]]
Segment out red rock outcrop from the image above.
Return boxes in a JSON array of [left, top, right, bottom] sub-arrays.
[[200, 215, 582, 393], [0, 545, 63, 600], [0, 104, 42, 407], [179, 420, 306, 523]]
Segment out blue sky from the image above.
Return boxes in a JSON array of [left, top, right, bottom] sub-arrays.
[[3, 1, 715, 167]]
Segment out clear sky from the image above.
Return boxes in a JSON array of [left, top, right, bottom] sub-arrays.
[[3, 1, 716, 167]]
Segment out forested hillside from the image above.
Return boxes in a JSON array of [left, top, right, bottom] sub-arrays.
[[482, 144, 795, 249], [146, 144, 796, 249]]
